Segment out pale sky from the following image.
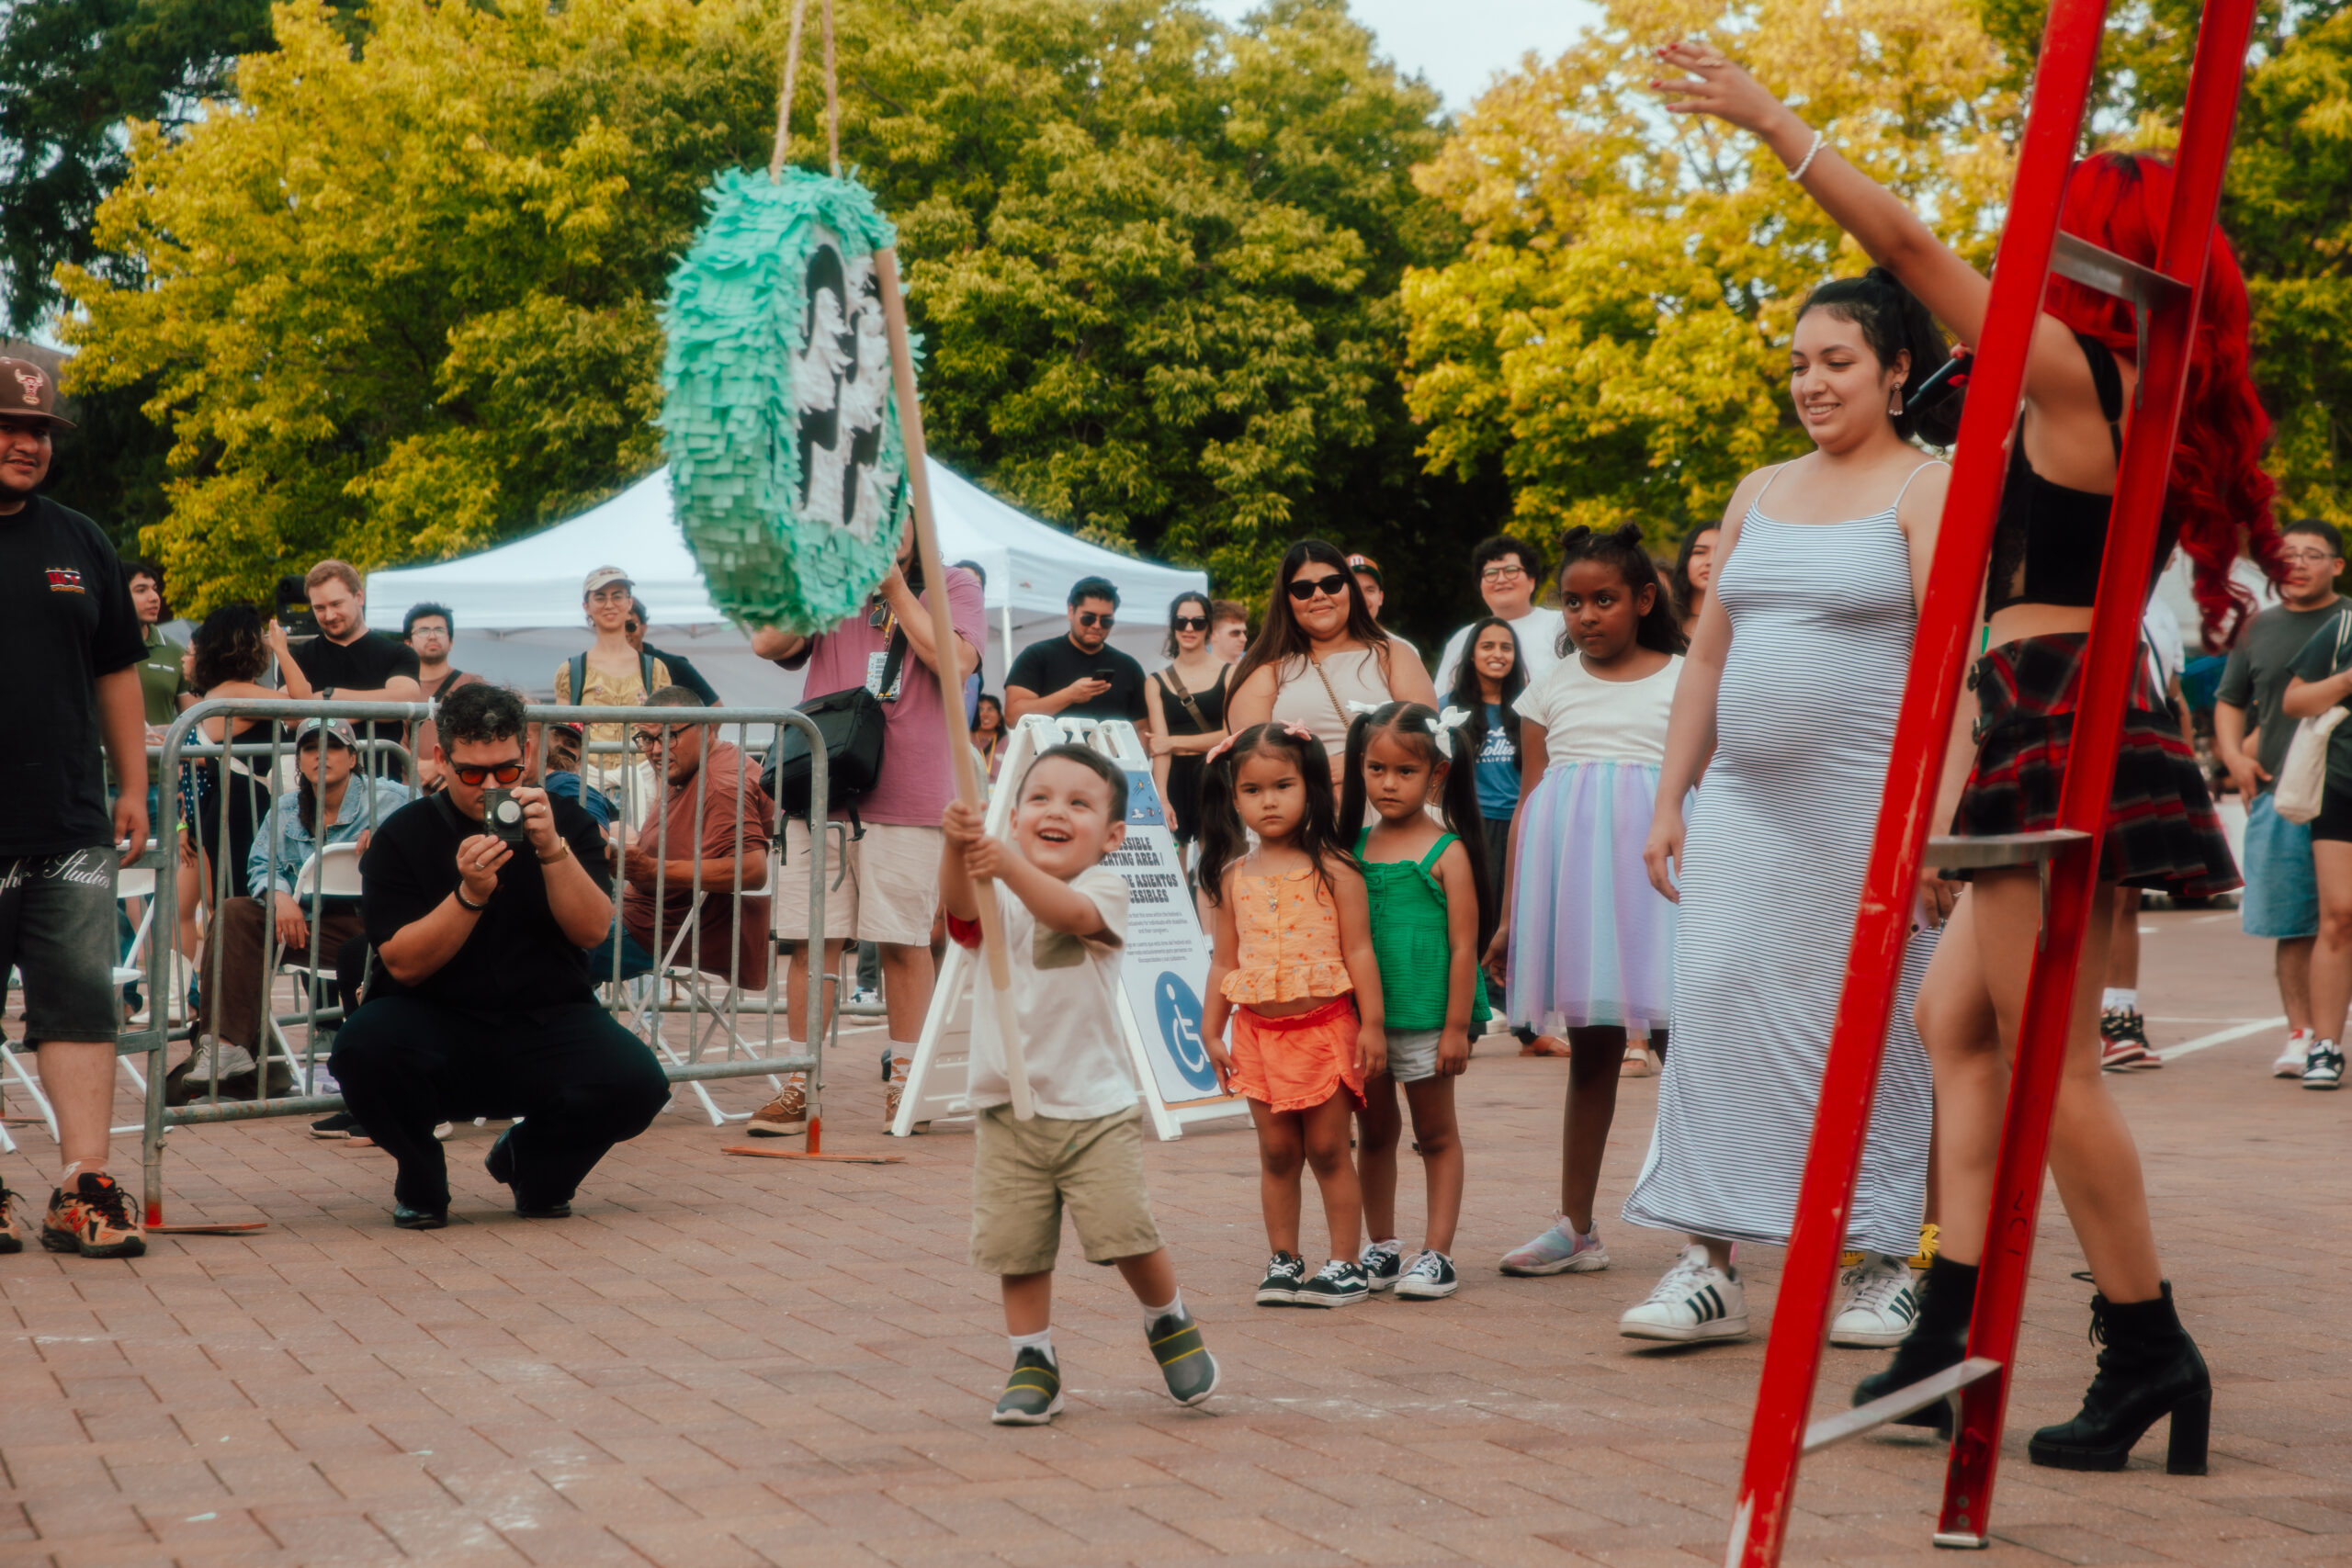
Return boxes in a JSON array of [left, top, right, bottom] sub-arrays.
[[1202, 0, 1606, 112]]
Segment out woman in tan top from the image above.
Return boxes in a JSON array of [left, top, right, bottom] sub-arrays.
[[1227, 539, 1438, 773], [551, 565, 670, 814]]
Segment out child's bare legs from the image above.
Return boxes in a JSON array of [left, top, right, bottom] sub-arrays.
[[1114, 1248, 1178, 1309], [1354, 1074, 1403, 1245], [1252, 1093, 1363, 1261], [1001, 1270, 1054, 1335], [1400, 1076, 1463, 1254], [1558, 1026, 1625, 1233], [1249, 1099, 1307, 1255]]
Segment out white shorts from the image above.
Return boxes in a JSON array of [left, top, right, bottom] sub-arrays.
[[1385, 1027, 1444, 1085], [775, 819, 944, 948]]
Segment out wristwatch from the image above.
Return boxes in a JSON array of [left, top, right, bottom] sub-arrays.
[[537, 842, 571, 865]]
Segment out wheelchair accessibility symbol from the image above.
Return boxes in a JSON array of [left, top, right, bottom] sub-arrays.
[[1151, 972, 1218, 1094]]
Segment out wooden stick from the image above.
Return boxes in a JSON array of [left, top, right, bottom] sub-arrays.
[[874, 245, 1035, 1121]]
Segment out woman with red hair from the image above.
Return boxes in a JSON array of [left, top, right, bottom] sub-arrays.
[[1656, 44, 2281, 1478]]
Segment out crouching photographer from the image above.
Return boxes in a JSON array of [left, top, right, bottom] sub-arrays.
[[332, 683, 668, 1229]]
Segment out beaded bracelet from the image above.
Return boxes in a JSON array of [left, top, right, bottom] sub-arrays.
[[1788, 128, 1825, 182]]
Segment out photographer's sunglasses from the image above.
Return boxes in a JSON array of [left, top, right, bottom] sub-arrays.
[[1286, 572, 1351, 602], [451, 759, 526, 787]]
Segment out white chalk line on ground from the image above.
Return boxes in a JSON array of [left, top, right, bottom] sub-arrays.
[[2155, 1016, 2287, 1061]]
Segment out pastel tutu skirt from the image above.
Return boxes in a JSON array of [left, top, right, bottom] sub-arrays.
[[1506, 760, 1677, 1033]]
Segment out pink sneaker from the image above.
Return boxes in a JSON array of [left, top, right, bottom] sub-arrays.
[[1499, 1217, 1609, 1276]]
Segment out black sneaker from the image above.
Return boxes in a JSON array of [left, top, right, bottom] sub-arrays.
[[1255, 1250, 1306, 1305], [2306, 1039, 2346, 1090], [1360, 1239, 1403, 1292], [1147, 1310, 1219, 1406], [990, 1347, 1062, 1425], [1395, 1248, 1459, 1300], [1295, 1258, 1371, 1307], [311, 1111, 361, 1140], [0, 1183, 22, 1255]]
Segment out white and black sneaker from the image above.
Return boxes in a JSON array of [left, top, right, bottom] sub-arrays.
[[1395, 1249, 1459, 1301], [2305, 1038, 2346, 1090], [1828, 1252, 1919, 1348], [1618, 1245, 1749, 1342], [1255, 1250, 1307, 1305], [1360, 1238, 1403, 1292], [1295, 1258, 1372, 1307]]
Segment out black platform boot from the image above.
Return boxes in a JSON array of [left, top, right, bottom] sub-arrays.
[[1851, 1254, 1979, 1436], [2029, 1281, 2210, 1474]]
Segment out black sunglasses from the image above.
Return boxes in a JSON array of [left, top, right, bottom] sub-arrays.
[[1285, 573, 1351, 603], [450, 758, 526, 787], [1172, 615, 1209, 632], [1077, 611, 1114, 628]]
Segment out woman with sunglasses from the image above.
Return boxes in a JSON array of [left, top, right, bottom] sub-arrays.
[[1145, 592, 1232, 863], [1227, 541, 1439, 773]]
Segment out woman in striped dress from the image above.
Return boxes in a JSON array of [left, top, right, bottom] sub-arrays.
[[1623, 270, 1960, 1344]]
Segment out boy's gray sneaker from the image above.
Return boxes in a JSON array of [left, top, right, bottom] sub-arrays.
[[991, 1348, 1063, 1426], [1148, 1310, 1219, 1406]]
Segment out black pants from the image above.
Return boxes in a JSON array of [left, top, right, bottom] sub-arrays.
[[331, 996, 670, 1212]]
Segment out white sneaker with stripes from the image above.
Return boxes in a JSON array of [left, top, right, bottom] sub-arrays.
[[1618, 1245, 1748, 1342], [1828, 1252, 1919, 1347]]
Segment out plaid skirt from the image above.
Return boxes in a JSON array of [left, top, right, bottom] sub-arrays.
[[1951, 633, 2240, 898]]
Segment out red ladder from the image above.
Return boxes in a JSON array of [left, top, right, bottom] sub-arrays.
[[1726, 0, 2260, 1560]]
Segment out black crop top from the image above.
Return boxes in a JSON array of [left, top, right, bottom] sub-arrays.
[[1984, 333, 2176, 614]]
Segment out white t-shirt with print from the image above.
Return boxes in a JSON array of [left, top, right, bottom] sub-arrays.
[[960, 863, 1138, 1120], [1434, 605, 1567, 693]]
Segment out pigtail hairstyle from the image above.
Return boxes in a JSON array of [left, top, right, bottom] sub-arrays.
[[1446, 615, 1525, 780], [1194, 723, 1349, 907], [1335, 703, 1498, 955], [2041, 152, 2281, 645], [1554, 524, 1688, 658], [1795, 266, 1966, 447]]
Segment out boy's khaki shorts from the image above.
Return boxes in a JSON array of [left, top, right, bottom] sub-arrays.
[[970, 1103, 1161, 1276]]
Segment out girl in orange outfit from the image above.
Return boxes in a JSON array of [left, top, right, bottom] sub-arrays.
[[1200, 722, 1386, 1309]]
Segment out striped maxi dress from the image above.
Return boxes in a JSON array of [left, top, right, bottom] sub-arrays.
[[1622, 471, 1939, 1259]]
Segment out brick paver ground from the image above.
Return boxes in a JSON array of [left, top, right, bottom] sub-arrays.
[[3, 907, 2348, 1566]]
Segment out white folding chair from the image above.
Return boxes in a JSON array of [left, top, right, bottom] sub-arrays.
[[628, 856, 783, 1126], [267, 842, 365, 1093], [0, 846, 164, 1147]]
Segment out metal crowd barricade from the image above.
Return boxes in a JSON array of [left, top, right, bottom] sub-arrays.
[[134, 697, 830, 1231]]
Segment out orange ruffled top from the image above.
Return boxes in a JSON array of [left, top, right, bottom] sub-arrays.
[[1223, 864, 1352, 1004]]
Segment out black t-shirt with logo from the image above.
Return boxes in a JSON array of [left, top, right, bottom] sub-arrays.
[[360, 790, 611, 1012], [292, 629, 421, 768], [0, 496, 144, 857], [1006, 636, 1149, 724]]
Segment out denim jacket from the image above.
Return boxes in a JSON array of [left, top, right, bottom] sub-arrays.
[[247, 777, 415, 899]]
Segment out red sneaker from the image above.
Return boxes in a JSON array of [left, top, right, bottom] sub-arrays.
[[2098, 1008, 2155, 1072], [41, 1173, 147, 1259]]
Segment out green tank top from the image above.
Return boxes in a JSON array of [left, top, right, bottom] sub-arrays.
[[1355, 829, 1491, 1032]]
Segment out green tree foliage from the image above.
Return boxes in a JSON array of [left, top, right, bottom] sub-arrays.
[[64, 0, 1488, 631], [1400, 0, 2016, 548]]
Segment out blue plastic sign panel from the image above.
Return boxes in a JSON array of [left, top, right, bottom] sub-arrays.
[[1103, 767, 1233, 1111]]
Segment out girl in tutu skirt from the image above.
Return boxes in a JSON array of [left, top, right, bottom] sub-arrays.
[[1487, 525, 1685, 1278]]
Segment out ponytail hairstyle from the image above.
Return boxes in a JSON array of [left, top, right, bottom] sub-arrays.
[[1195, 723, 1349, 908], [1794, 266, 1966, 447], [2041, 152, 2281, 645], [1448, 615, 1525, 774], [1336, 703, 1498, 954], [1554, 524, 1688, 658]]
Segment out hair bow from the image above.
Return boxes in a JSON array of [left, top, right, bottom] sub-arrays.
[[1344, 699, 1383, 716], [1277, 720, 1317, 742], [1427, 705, 1474, 760]]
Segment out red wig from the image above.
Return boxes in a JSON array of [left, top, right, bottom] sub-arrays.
[[2041, 152, 2281, 647]]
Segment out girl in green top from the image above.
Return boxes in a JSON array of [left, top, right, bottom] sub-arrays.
[[1337, 701, 1495, 1300]]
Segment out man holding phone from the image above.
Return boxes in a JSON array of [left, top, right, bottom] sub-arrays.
[[1005, 577, 1150, 732], [330, 683, 667, 1230]]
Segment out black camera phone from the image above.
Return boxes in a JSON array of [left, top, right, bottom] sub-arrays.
[[1093, 667, 1115, 682], [274, 575, 320, 639], [481, 787, 530, 846]]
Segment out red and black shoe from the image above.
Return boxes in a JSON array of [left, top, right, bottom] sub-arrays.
[[41, 1172, 147, 1259]]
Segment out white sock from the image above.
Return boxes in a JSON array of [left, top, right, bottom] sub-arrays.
[[1143, 1289, 1183, 1324], [2102, 987, 2137, 1012], [1009, 1326, 1056, 1365]]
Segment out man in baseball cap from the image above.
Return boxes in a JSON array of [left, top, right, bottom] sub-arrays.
[[1345, 552, 1413, 651], [0, 355, 153, 1258]]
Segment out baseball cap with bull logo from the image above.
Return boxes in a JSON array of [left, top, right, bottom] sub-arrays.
[[0, 357, 74, 429]]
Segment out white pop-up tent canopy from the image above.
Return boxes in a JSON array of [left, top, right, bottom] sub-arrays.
[[366, 461, 1207, 705]]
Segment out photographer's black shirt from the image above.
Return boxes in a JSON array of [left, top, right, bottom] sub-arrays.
[[1006, 636, 1148, 724], [0, 497, 144, 857], [361, 791, 610, 1011]]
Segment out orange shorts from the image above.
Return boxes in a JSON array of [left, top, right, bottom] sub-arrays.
[[1229, 997, 1365, 1113]]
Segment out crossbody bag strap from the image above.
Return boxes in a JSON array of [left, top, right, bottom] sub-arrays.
[[1159, 667, 1212, 732], [1307, 650, 1360, 737]]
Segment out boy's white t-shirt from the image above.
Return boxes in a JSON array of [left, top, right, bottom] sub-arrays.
[[959, 863, 1138, 1120]]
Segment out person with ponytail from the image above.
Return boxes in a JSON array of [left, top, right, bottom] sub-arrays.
[[1336, 702, 1493, 1300], [1657, 45, 2274, 1474], [1624, 266, 1952, 1351]]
